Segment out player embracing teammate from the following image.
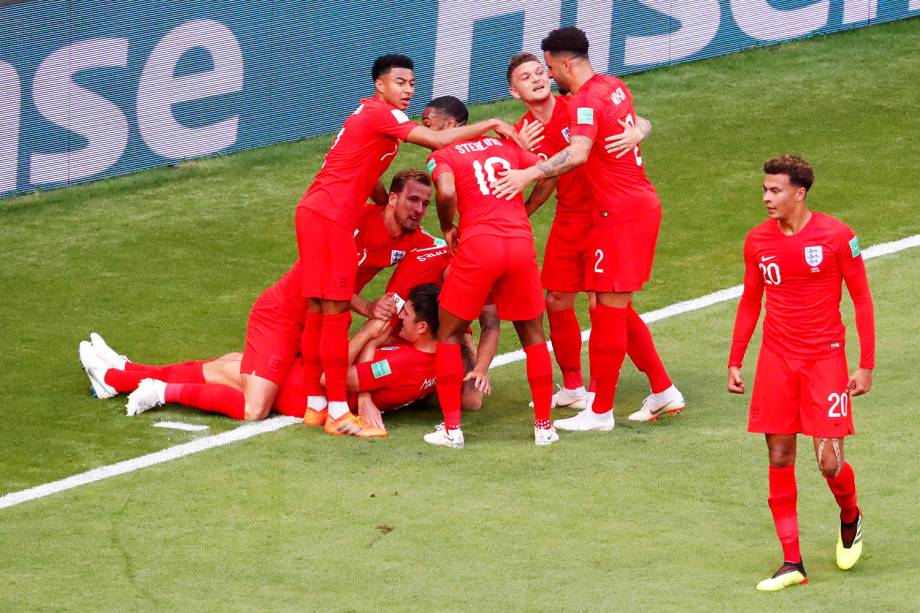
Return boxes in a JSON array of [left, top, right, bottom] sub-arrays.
[[494, 28, 683, 431]]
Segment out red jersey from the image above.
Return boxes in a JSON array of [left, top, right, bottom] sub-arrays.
[[353, 204, 442, 292], [298, 97, 417, 230], [729, 212, 875, 368], [385, 245, 451, 299], [570, 74, 659, 222], [355, 343, 437, 411], [514, 95, 591, 223], [427, 137, 540, 242]]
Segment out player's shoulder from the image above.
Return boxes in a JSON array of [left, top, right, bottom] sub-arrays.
[[811, 211, 853, 234], [357, 97, 410, 124], [811, 211, 859, 253]]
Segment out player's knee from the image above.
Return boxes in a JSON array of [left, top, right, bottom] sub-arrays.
[[816, 438, 843, 478], [768, 448, 794, 467], [223, 352, 244, 361], [243, 402, 271, 421], [461, 389, 483, 411], [545, 291, 572, 311]]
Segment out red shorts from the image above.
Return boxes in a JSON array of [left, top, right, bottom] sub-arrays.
[[542, 219, 593, 293], [274, 359, 305, 418], [240, 291, 302, 387], [591, 206, 661, 293], [440, 235, 543, 322], [749, 344, 854, 438], [295, 207, 358, 301]]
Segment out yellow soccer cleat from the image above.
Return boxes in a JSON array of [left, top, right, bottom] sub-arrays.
[[756, 561, 808, 591], [836, 512, 863, 570]]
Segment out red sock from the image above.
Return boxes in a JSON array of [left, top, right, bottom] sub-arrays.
[[589, 304, 628, 414], [435, 342, 464, 430], [824, 462, 859, 523], [165, 383, 245, 420], [104, 362, 205, 393], [547, 308, 584, 389], [524, 342, 554, 426], [768, 465, 801, 563], [319, 311, 351, 403], [626, 304, 672, 393], [302, 310, 324, 397]]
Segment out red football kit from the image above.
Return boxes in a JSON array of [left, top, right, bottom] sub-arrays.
[[427, 136, 543, 321], [354, 204, 441, 293], [515, 95, 593, 292], [385, 245, 451, 299], [274, 347, 436, 416], [296, 97, 417, 301], [730, 212, 875, 437], [570, 74, 662, 292]]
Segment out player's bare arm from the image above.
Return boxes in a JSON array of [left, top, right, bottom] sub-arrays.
[[604, 115, 651, 157], [524, 177, 558, 217], [351, 292, 397, 320], [491, 135, 592, 200], [370, 180, 388, 206], [464, 305, 500, 395], [434, 171, 459, 253], [407, 118, 521, 151]]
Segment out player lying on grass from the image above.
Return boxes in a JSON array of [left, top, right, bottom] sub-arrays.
[[420, 95, 559, 448], [728, 155, 874, 591], [79, 285, 479, 433]]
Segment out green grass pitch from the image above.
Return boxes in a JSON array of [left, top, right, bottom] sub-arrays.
[[2, 17, 920, 611]]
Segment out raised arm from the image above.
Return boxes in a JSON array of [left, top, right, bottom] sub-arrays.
[[407, 119, 520, 151], [490, 135, 593, 200]]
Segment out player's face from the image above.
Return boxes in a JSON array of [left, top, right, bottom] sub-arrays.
[[390, 180, 431, 232], [763, 173, 806, 221], [376, 67, 415, 110], [398, 300, 421, 343], [543, 51, 571, 94], [509, 60, 551, 103], [421, 107, 454, 132]]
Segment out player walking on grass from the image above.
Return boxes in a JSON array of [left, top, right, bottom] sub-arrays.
[[728, 155, 874, 591], [420, 96, 558, 448], [493, 28, 683, 431], [296, 54, 519, 438], [506, 52, 656, 415]]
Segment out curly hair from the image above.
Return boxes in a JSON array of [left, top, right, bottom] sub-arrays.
[[372, 54, 414, 81], [541, 27, 589, 58], [424, 96, 468, 126], [763, 155, 815, 192]]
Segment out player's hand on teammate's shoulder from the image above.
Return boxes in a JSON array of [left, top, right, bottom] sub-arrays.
[[517, 119, 545, 152], [464, 369, 492, 395], [605, 118, 643, 158], [847, 368, 873, 396], [727, 366, 745, 394], [492, 119, 525, 147]]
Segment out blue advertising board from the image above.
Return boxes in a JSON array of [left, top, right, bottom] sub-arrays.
[[1, 0, 917, 198]]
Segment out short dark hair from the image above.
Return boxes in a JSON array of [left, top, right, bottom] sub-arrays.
[[541, 27, 589, 58], [372, 54, 414, 81], [425, 96, 468, 126], [389, 169, 431, 194], [507, 52, 540, 84], [407, 283, 440, 336], [764, 155, 815, 192]]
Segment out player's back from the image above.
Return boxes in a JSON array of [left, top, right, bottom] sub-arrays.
[[572, 74, 658, 221], [299, 97, 415, 230], [386, 245, 451, 299], [428, 137, 538, 241]]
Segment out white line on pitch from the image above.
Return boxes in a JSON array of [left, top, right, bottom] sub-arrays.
[[2, 233, 917, 511], [153, 421, 210, 432]]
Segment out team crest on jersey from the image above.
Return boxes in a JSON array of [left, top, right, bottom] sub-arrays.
[[390, 250, 407, 265], [561, 127, 571, 143], [804, 246, 823, 267]]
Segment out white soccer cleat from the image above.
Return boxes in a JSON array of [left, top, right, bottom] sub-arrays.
[[126, 378, 166, 416], [553, 408, 615, 432], [423, 423, 465, 448], [79, 340, 117, 399], [534, 426, 560, 446], [529, 385, 587, 409], [89, 332, 129, 370], [627, 385, 686, 422]]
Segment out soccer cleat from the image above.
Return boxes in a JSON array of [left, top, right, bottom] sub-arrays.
[[125, 378, 166, 416], [756, 561, 808, 591], [323, 412, 387, 438], [79, 341, 118, 399], [553, 408, 615, 432], [89, 332, 129, 370], [836, 511, 863, 570], [534, 426, 560, 446], [529, 385, 587, 409], [628, 385, 686, 422], [423, 423, 465, 448], [303, 407, 328, 427]]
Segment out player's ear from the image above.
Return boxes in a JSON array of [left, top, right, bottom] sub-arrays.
[[509, 85, 521, 100], [387, 190, 398, 207]]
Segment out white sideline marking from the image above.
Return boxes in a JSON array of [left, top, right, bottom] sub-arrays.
[[153, 421, 210, 432], [2, 234, 918, 511]]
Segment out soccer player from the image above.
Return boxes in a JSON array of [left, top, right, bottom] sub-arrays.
[[506, 51, 653, 412], [492, 28, 684, 431], [420, 96, 559, 448], [728, 155, 874, 590], [295, 54, 521, 437], [80, 285, 451, 433]]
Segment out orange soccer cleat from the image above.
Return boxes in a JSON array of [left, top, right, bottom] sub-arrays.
[[323, 412, 388, 438], [303, 407, 328, 427]]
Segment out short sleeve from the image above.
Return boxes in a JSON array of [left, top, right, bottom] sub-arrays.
[[372, 105, 417, 141], [569, 93, 599, 142], [355, 356, 393, 392], [427, 151, 452, 181]]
